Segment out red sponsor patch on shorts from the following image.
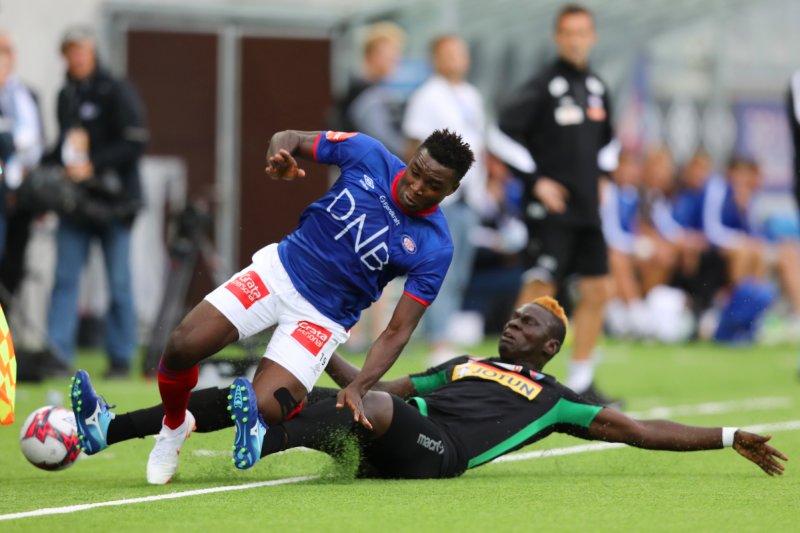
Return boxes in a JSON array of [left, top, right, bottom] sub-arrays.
[[325, 131, 358, 142], [225, 271, 269, 309], [291, 321, 332, 356]]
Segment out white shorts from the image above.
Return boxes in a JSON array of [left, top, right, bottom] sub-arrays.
[[205, 243, 350, 391]]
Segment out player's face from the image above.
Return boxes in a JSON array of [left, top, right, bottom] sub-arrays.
[[498, 304, 551, 360], [397, 148, 458, 213], [554, 12, 596, 68]]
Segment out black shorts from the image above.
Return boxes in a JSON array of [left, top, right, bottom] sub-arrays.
[[362, 395, 464, 479], [522, 218, 608, 284]]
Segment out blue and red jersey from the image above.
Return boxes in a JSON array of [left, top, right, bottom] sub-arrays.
[[277, 131, 454, 329]]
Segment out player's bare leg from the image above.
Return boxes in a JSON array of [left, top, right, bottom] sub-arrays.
[[229, 359, 310, 469], [148, 302, 238, 484], [568, 275, 612, 401]]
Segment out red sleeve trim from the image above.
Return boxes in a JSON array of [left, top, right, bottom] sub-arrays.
[[312, 132, 323, 161], [403, 291, 431, 307]]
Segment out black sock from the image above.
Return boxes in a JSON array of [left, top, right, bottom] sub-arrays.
[[106, 387, 233, 445], [261, 396, 362, 457], [305, 387, 339, 406], [107, 407, 162, 445]]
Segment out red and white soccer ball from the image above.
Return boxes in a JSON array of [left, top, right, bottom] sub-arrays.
[[19, 406, 82, 471]]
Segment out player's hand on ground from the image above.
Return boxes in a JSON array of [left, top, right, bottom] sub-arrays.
[[733, 431, 788, 476], [265, 149, 306, 180], [533, 177, 569, 213], [336, 384, 373, 430]]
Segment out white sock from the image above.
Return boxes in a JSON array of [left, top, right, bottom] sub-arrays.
[[566, 360, 594, 393]]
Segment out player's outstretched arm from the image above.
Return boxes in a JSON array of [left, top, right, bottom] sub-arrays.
[[325, 352, 417, 398], [585, 408, 788, 476], [264, 130, 321, 180], [336, 294, 426, 428]]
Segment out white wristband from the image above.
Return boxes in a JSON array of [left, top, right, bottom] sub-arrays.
[[722, 427, 738, 447]]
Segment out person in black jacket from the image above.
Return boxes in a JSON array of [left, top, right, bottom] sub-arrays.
[[499, 4, 619, 405], [46, 27, 148, 378], [789, 70, 800, 210]]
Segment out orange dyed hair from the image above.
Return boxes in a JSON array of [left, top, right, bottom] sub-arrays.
[[532, 296, 568, 330]]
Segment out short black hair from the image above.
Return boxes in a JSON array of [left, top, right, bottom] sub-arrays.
[[419, 129, 475, 181], [548, 317, 567, 347], [554, 3, 594, 30]]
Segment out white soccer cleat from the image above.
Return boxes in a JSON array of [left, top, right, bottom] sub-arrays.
[[146, 410, 196, 485]]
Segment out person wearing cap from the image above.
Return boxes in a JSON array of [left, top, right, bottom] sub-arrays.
[[46, 26, 148, 378]]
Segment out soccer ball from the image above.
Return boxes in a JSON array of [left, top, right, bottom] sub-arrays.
[[19, 406, 82, 471]]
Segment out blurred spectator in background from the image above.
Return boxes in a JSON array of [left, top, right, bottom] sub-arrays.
[[637, 147, 682, 293], [403, 34, 487, 363], [0, 31, 44, 308], [333, 22, 406, 158], [45, 27, 147, 377], [462, 150, 527, 335], [602, 148, 694, 343], [601, 149, 648, 338], [702, 157, 800, 343], [671, 150, 725, 317], [499, 4, 619, 404], [788, 71, 800, 210], [703, 158, 766, 287]]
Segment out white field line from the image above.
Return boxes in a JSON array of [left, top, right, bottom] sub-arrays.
[[193, 446, 315, 457], [623, 396, 791, 419], [493, 419, 800, 464], [0, 476, 318, 522]]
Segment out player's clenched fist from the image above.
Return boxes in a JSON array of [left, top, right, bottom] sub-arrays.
[[265, 148, 307, 180]]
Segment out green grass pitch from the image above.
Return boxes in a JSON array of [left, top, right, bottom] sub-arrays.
[[1, 338, 798, 532]]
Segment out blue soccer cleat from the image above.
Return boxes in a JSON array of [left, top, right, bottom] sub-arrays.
[[228, 377, 268, 470], [69, 369, 115, 455]]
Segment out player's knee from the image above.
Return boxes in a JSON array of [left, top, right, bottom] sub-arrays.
[[258, 387, 302, 426], [163, 325, 203, 369], [362, 391, 393, 434], [580, 278, 611, 306]]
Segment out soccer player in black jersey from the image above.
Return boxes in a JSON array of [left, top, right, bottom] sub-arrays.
[[86, 296, 786, 481]]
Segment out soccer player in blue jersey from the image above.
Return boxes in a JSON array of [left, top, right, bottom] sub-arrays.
[[70, 128, 474, 484]]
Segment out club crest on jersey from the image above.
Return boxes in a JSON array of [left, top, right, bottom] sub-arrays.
[[325, 131, 358, 142], [452, 361, 542, 400], [291, 321, 332, 356], [360, 174, 375, 190], [225, 271, 269, 310], [401, 234, 417, 254], [586, 76, 605, 95]]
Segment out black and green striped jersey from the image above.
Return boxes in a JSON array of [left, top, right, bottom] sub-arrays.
[[408, 355, 603, 470]]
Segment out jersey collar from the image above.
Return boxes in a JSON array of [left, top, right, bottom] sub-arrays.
[[391, 169, 440, 217]]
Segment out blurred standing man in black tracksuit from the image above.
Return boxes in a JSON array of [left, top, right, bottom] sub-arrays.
[[789, 70, 800, 209], [46, 27, 147, 378], [499, 4, 619, 405]]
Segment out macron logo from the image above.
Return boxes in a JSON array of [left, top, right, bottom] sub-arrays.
[[291, 321, 332, 357], [360, 174, 375, 191], [417, 433, 445, 455], [225, 271, 269, 310]]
